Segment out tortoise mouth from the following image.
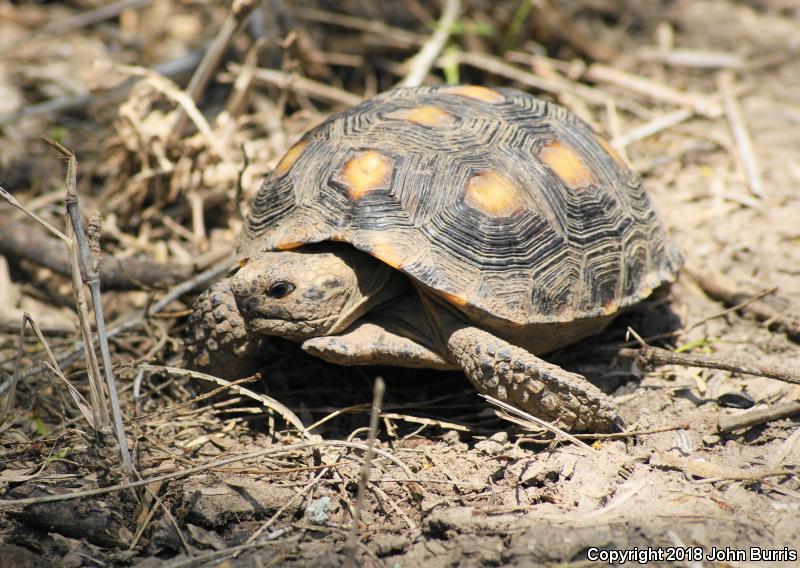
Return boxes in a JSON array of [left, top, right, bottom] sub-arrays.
[[246, 313, 336, 342]]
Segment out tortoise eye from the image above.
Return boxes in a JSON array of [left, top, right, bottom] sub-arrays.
[[267, 281, 295, 299]]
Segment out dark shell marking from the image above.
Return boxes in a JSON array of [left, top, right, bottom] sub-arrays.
[[242, 86, 682, 327]]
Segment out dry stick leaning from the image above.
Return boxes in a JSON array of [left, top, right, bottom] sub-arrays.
[[397, 0, 461, 88], [43, 136, 134, 477], [617, 345, 800, 385], [167, 0, 258, 145], [685, 266, 800, 341], [344, 377, 386, 568]]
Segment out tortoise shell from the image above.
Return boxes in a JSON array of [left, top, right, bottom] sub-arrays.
[[239, 85, 682, 328]]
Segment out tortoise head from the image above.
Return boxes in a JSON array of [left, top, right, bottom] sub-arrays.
[[230, 245, 402, 342]]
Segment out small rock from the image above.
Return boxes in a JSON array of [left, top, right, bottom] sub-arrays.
[[441, 430, 460, 445], [372, 533, 409, 557], [305, 496, 333, 524], [186, 523, 226, 550], [489, 431, 509, 444], [475, 433, 508, 455]]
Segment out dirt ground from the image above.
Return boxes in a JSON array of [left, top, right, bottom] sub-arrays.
[[1, 1, 799, 566]]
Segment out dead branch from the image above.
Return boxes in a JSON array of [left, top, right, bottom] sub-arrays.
[[685, 266, 800, 342], [0, 215, 200, 290], [44, 136, 133, 477], [398, 0, 461, 88], [718, 401, 800, 433], [718, 71, 764, 198], [167, 0, 258, 144], [344, 377, 385, 568], [618, 345, 800, 385]]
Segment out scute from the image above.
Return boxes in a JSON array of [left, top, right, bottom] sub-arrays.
[[241, 86, 682, 328]]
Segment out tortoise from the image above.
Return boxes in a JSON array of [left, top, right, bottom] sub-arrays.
[[186, 85, 682, 432]]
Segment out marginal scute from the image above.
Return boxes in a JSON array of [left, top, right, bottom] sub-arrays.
[[341, 150, 393, 199], [602, 300, 618, 315], [386, 105, 455, 127], [368, 234, 407, 269], [276, 241, 305, 251], [538, 140, 595, 189], [440, 85, 504, 104], [595, 134, 627, 168], [464, 171, 523, 217], [274, 139, 308, 176], [440, 290, 468, 307]]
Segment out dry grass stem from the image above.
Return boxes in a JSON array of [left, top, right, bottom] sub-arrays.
[[482, 394, 596, 452], [718, 70, 765, 198], [167, 0, 258, 144], [612, 108, 694, 149], [344, 377, 385, 568], [44, 136, 134, 476], [2, 314, 95, 428], [585, 63, 722, 118], [241, 65, 363, 106], [398, 0, 461, 87], [140, 365, 310, 437], [0, 185, 70, 243]]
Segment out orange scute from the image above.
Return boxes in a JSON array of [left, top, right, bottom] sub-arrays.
[[440, 290, 468, 307], [368, 235, 407, 269], [465, 171, 523, 217], [276, 241, 304, 251], [274, 139, 308, 176], [538, 141, 595, 189], [386, 105, 455, 127], [341, 150, 393, 199], [440, 85, 504, 103], [602, 300, 619, 315], [595, 134, 627, 168]]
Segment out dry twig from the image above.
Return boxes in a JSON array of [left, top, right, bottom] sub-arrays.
[[344, 377, 385, 568], [167, 0, 258, 144], [618, 345, 800, 385], [140, 365, 310, 438], [685, 267, 800, 341], [718, 71, 764, 198], [398, 0, 461, 88], [44, 137, 134, 476], [482, 394, 595, 451], [717, 401, 800, 433]]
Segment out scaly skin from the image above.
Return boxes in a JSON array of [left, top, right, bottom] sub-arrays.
[[447, 326, 625, 432], [184, 280, 265, 377]]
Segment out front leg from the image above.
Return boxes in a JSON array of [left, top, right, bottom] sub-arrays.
[[447, 327, 625, 432], [185, 280, 266, 378], [302, 321, 456, 370]]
